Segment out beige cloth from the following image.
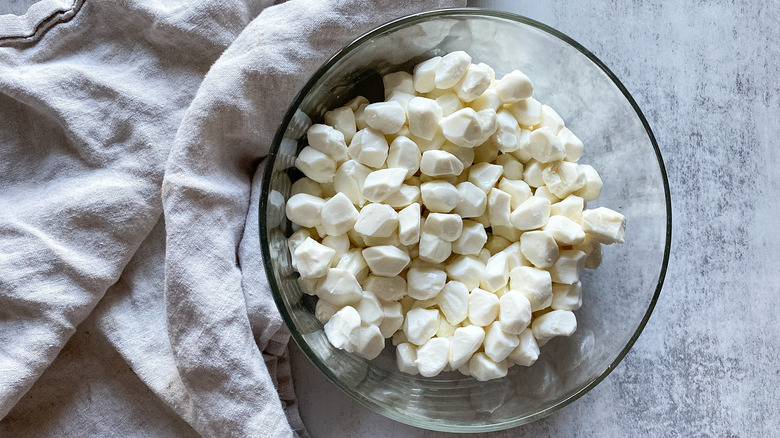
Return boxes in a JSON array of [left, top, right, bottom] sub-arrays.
[[0, 0, 462, 436]]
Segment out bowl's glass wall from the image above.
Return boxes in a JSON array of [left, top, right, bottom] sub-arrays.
[[262, 11, 668, 432]]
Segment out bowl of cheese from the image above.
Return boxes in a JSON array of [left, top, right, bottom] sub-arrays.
[[260, 8, 670, 432]]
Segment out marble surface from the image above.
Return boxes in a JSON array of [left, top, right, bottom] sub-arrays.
[[289, 1, 780, 436]]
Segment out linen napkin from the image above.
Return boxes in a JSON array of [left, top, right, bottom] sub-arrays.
[[0, 0, 463, 436]]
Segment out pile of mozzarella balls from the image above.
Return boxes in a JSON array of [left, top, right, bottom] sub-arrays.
[[285, 51, 625, 382]]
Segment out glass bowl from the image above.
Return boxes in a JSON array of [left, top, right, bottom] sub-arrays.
[[260, 8, 670, 433]]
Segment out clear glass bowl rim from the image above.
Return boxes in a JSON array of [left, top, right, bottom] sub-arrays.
[[260, 7, 672, 432]]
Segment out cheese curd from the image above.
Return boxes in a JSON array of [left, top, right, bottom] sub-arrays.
[[284, 53, 626, 381]]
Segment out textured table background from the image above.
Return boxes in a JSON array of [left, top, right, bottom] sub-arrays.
[[289, 1, 780, 436]]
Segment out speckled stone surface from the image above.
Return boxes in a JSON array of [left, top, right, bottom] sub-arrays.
[[289, 1, 780, 436]]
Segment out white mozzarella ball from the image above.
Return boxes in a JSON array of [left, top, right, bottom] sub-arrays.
[[441, 142, 475, 169], [439, 108, 497, 148], [379, 300, 405, 338], [499, 241, 530, 271], [294, 237, 335, 279], [522, 159, 547, 188], [362, 245, 410, 277], [551, 281, 582, 311], [495, 70, 533, 103], [540, 105, 565, 134], [396, 202, 422, 246], [363, 275, 406, 302], [396, 342, 419, 375], [413, 56, 441, 93], [298, 277, 320, 296], [543, 215, 586, 245], [287, 228, 311, 268], [484, 321, 520, 362], [557, 127, 584, 162], [352, 290, 384, 329], [386, 136, 421, 179], [406, 267, 447, 300], [509, 266, 552, 311], [495, 153, 524, 180], [484, 234, 510, 255], [582, 207, 626, 244], [416, 337, 451, 377], [354, 203, 398, 238], [350, 325, 385, 360], [307, 123, 348, 163], [295, 146, 336, 183], [468, 288, 500, 327], [468, 352, 508, 381], [321, 233, 350, 266], [469, 164, 503, 196], [573, 164, 603, 202], [436, 318, 458, 338], [480, 252, 509, 293], [498, 290, 532, 335], [336, 249, 369, 283], [324, 306, 361, 351], [290, 177, 323, 199], [420, 180, 459, 213], [334, 159, 371, 206], [345, 95, 369, 111], [423, 213, 463, 242], [434, 51, 472, 89], [361, 232, 401, 248], [507, 97, 542, 127], [320, 192, 359, 236], [403, 307, 440, 346], [520, 230, 559, 268], [420, 150, 464, 177], [449, 325, 485, 369], [531, 309, 577, 344], [470, 88, 501, 112], [451, 220, 487, 255], [454, 181, 487, 218], [407, 96, 443, 141], [364, 101, 406, 134], [574, 234, 602, 269], [492, 225, 522, 242], [324, 106, 357, 144], [455, 63, 493, 102], [498, 178, 532, 209], [510, 196, 552, 230], [437, 281, 470, 325], [285, 193, 324, 228], [418, 231, 452, 264], [491, 109, 522, 153], [511, 128, 533, 162], [386, 91, 415, 116], [362, 168, 407, 203], [348, 127, 389, 168], [384, 184, 421, 209], [434, 91, 465, 117], [445, 255, 485, 291], [508, 328, 540, 367], [383, 71, 415, 98], [550, 194, 584, 223], [354, 103, 369, 130], [528, 126, 566, 163], [543, 160, 586, 198], [549, 250, 587, 284], [316, 268, 363, 307], [487, 188, 513, 228]]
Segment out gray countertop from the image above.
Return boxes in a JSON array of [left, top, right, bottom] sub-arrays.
[[290, 1, 780, 436]]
